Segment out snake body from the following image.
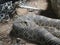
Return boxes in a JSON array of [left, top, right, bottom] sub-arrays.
[[9, 13, 60, 45]]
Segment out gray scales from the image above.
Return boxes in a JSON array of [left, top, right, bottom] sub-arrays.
[[9, 14, 60, 45]]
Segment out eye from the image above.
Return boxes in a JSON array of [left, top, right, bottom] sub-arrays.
[[1, 14, 3, 17], [0, 14, 5, 18]]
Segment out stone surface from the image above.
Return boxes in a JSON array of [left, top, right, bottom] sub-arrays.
[[26, 0, 48, 10], [16, 8, 28, 15], [0, 20, 13, 45]]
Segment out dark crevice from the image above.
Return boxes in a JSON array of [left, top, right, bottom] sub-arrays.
[[0, 0, 19, 4], [39, 0, 59, 19]]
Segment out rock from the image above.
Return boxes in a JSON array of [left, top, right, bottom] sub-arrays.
[[0, 20, 13, 45], [0, 20, 13, 39], [16, 8, 28, 15], [50, 0, 60, 18], [10, 14, 60, 45], [25, 0, 48, 10]]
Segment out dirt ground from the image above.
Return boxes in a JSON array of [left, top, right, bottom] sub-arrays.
[[0, 0, 48, 45]]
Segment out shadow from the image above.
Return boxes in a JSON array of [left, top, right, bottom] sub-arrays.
[[39, 0, 59, 19], [0, 0, 19, 4]]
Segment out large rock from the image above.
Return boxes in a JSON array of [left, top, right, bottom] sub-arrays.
[[50, 0, 60, 18]]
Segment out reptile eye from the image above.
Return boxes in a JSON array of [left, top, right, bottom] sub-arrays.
[[1, 14, 3, 17]]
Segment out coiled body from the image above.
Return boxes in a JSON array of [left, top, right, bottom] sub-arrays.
[[9, 13, 60, 45]]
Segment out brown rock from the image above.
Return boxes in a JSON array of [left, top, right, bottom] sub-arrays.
[[16, 8, 28, 15], [26, 0, 48, 10]]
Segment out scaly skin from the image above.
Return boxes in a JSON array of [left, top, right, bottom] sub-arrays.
[[10, 14, 60, 45]]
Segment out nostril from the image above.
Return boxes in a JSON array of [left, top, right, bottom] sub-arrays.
[[24, 21, 27, 24]]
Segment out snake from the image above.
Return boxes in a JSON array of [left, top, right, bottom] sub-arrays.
[[9, 13, 60, 45], [1, 0, 60, 45]]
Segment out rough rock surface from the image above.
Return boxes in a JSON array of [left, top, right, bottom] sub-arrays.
[[16, 8, 28, 15], [25, 0, 48, 10]]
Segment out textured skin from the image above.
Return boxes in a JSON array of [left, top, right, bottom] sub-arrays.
[[10, 14, 60, 45]]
